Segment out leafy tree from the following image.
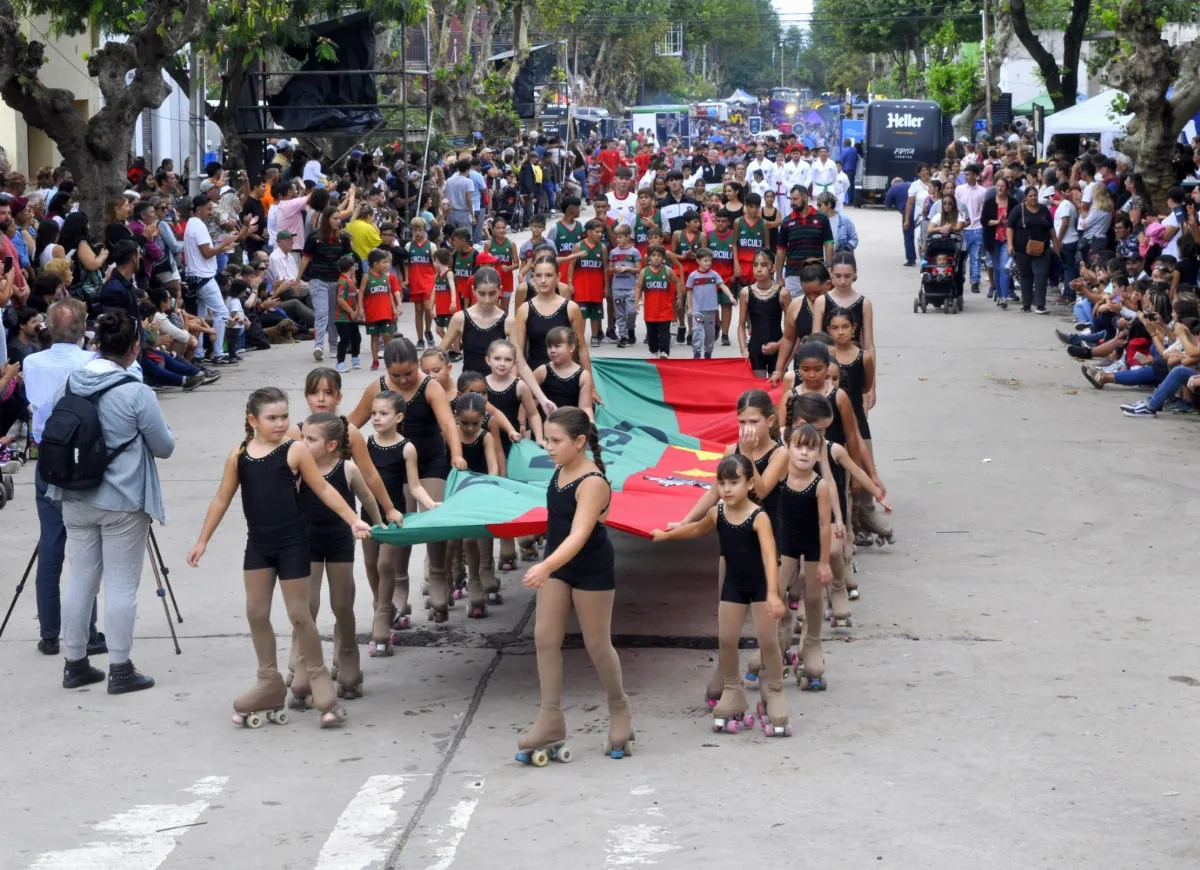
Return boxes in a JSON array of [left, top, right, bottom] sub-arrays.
[[0, 0, 208, 220]]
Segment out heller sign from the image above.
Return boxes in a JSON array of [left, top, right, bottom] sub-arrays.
[[886, 113, 925, 130]]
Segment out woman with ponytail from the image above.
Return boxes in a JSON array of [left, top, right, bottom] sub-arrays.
[[516, 407, 633, 766]]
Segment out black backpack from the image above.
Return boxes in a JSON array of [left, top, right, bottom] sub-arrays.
[[38, 377, 139, 491]]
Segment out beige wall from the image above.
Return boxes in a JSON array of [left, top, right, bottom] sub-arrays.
[[0, 17, 101, 178]]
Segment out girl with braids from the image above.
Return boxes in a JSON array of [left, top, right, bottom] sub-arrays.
[[455, 391, 502, 618], [363, 391, 438, 649], [348, 338, 463, 624], [280, 368, 406, 694], [668, 390, 790, 703], [516, 408, 634, 766], [188, 388, 371, 729], [297, 414, 382, 699], [770, 260, 830, 386], [653, 453, 790, 737], [513, 253, 597, 410]]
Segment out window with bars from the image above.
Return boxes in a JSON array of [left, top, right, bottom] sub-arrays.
[[657, 24, 682, 57]]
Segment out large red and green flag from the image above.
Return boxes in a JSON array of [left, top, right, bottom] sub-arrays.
[[372, 359, 782, 546]]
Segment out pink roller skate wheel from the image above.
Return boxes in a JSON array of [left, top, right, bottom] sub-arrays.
[[743, 715, 755, 728], [784, 724, 794, 737], [726, 719, 740, 734], [706, 698, 717, 708]]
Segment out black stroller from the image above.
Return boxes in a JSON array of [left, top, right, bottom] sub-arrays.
[[914, 231, 966, 314]]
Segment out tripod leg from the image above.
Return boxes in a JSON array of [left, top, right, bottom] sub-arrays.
[[149, 528, 183, 623], [0, 548, 38, 640], [147, 538, 182, 655]]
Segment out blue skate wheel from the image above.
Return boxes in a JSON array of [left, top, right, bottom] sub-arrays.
[[608, 748, 625, 759]]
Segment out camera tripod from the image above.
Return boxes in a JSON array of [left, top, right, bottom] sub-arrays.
[[0, 527, 184, 653]]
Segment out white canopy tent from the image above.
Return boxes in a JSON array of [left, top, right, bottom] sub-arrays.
[[1041, 88, 1133, 155], [725, 89, 757, 106]]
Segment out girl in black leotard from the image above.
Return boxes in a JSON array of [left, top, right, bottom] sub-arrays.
[[671, 390, 789, 702], [487, 338, 545, 572], [347, 338, 463, 623], [188, 387, 370, 729], [439, 267, 508, 376], [298, 413, 381, 699], [654, 454, 790, 737], [516, 408, 633, 765], [515, 254, 597, 408], [789, 391, 892, 614], [738, 250, 791, 377], [771, 260, 830, 385], [775, 423, 834, 691], [366, 391, 438, 641], [453, 392, 503, 618], [534, 326, 594, 421]]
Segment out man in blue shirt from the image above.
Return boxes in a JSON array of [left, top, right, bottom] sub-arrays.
[[882, 177, 916, 265], [23, 298, 104, 656], [468, 157, 488, 243], [839, 139, 858, 204]]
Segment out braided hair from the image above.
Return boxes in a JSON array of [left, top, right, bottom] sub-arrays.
[[547, 406, 606, 480], [305, 412, 351, 460], [241, 386, 288, 454]]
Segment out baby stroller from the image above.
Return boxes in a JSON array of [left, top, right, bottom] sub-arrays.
[[914, 232, 966, 314]]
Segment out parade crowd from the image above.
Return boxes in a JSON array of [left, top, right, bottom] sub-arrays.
[[0, 114, 1196, 754]]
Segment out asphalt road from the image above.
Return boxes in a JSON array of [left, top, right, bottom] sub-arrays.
[[2, 206, 1198, 869]]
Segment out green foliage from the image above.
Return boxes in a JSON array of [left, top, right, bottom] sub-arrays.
[[925, 25, 982, 113]]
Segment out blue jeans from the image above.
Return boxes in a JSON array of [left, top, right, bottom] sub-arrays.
[[902, 218, 916, 264], [994, 245, 1013, 299], [963, 228, 983, 283], [1113, 362, 1166, 388], [1148, 366, 1197, 411], [142, 353, 202, 387], [1074, 296, 1093, 324], [35, 467, 99, 642], [1060, 242, 1079, 298]]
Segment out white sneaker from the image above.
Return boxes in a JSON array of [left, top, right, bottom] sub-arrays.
[[336, 362, 348, 373], [313, 348, 324, 362]]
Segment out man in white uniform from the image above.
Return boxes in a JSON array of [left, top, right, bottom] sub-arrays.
[[810, 146, 838, 198], [606, 167, 638, 228], [832, 162, 851, 214]]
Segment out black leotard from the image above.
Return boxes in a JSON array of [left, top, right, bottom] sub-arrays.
[[238, 441, 310, 579], [487, 379, 522, 457], [364, 435, 409, 520], [460, 431, 489, 474], [718, 503, 768, 604], [298, 458, 356, 561], [777, 475, 821, 561], [794, 295, 816, 345], [524, 297, 571, 368], [735, 441, 782, 534], [544, 467, 614, 591], [239, 441, 305, 547], [837, 349, 871, 441], [746, 285, 783, 373], [461, 309, 507, 376], [540, 365, 582, 413], [822, 293, 865, 344], [381, 375, 448, 480]]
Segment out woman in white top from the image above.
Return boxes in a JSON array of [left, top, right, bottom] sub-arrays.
[[926, 195, 965, 243], [1054, 183, 1082, 291]]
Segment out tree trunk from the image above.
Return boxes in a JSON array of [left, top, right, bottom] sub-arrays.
[[952, 99, 985, 141], [0, 0, 206, 222], [1109, 0, 1198, 205], [1005, 0, 1090, 113], [498, 0, 531, 86]]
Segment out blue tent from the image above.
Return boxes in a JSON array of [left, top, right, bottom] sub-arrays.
[[805, 109, 824, 125]]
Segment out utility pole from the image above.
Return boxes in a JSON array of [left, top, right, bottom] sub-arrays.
[[981, 0, 992, 137], [189, 45, 204, 197], [779, 41, 784, 88]]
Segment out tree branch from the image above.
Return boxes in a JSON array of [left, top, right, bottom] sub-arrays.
[[1170, 37, 1200, 129], [1005, 0, 1063, 101]]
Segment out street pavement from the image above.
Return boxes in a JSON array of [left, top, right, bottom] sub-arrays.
[[2, 206, 1199, 869]]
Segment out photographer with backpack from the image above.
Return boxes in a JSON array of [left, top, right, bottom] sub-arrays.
[[40, 309, 175, 694]]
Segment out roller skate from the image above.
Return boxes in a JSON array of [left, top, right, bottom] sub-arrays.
[[335, 636, 363, 700], [498, 555, 518, 572], [288, 660, 315, 709], [452, 578, 468, 601], [711, 679, 749, 733], [857, 500, 895, 546], [391, 602, 412, 631], [481, 550, 503, 605], [519, 538, 540, 562], [368, 606, 394, 657], [232, 666, 289, 728], [797, 637, 827, 691], [846, 574, 860, 600], [828, 581, 852, 629], [604, 694, 635, 758], [309, 664, 348, 728], [427, 605, 449, 625], [516, 707, 572, 767], [756, 680, 792, 737], [704, 664, 724, 708]]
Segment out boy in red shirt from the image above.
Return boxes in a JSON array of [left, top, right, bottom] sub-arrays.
[[568, 219, 609, 348], [598, 140, 622, 193], [406, 217, 437, 348], [359, 248, 400, 370]]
